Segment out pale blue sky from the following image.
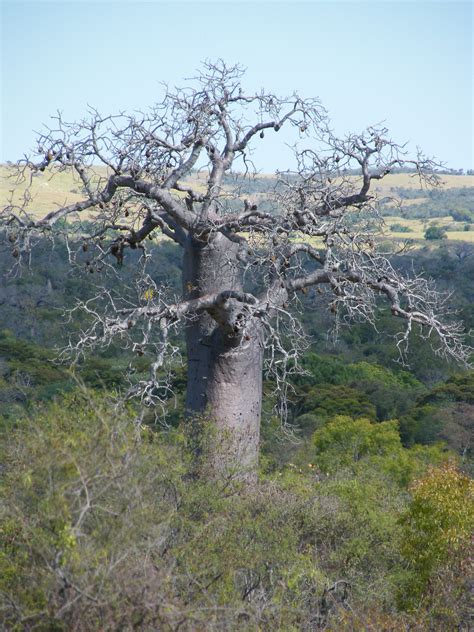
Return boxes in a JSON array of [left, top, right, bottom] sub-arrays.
[[1, 0, 472, 170]]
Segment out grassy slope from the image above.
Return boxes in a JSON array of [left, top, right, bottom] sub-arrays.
[[369, 172, 474, 193], [387, 215, 474, 243], [1, 166, 473, 242], [0, 164, 88, 215]]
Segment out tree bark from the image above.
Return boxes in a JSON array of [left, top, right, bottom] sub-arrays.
[[183, 233, 263, 482]]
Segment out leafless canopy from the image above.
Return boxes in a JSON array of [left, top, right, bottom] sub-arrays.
[[2, 60, 471, 407]]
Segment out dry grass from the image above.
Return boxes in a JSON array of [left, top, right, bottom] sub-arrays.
[[444, 231, 474, 242], [385, 216, 474, 242], [1, 165, 86, 216], [0, 165, 219, 219], [1, 166, 473, 243], [370, 172, 474, 194]]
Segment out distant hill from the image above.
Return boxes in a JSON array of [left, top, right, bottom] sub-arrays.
[[1, 165, 473, 242]]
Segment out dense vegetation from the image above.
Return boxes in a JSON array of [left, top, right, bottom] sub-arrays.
[[2, 393, 473, 630], [1, 225, 473, 629]]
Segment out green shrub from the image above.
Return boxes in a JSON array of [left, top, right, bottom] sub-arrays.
[[390, 223, 413, 233], [302, 385, 376, 421], [398, 463, 473, 624], [424, 225, 447, 240], [0, 392, 187, 629], [0, 393, 332, 630], [0, 393, 466, 631], [311, 415, 447, 487]]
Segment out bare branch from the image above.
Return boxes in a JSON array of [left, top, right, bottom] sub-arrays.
[[2, 59, 470, 450]]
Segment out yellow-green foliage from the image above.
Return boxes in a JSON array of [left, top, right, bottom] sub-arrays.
[[0, 396, 470, 631], [311, 415, 447, 487], [0, 394, 333, 630], [399, 463, 474, 615], [386, 215, 474, 242], [0, 392, 186, 629], [403, 462, 473, 564]]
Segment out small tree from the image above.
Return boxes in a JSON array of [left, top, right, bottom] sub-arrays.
[[424, 225, 447, 240], [399, 463, 474, 613], [2, 61, 471, 481]]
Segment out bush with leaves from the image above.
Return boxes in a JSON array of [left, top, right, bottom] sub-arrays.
[[299, 386, 377, 424], [291, 354, 425, 432], [0, 392, 189, 630], [390, 223, 413, 233], [309, 415, 447, 487], [0, 393, 346, 630], [424, 225, 447, 240], [400, 372, 474, 470], [1, 394, 469, 631], [398, 463, 473, 624]]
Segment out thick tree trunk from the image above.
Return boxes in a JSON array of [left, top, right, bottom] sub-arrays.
[[183, 233, 263, 482]]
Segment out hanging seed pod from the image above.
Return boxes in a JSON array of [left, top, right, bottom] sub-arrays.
[[259, 131, 264, 139], [12, 248, 19, 258], [124, 209, 130, 217]]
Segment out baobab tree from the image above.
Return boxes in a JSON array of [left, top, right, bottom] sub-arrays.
[[2, 61, 470, 482]]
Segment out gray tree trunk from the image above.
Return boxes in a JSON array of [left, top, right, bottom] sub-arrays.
[[183, 233, 263, 482]]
